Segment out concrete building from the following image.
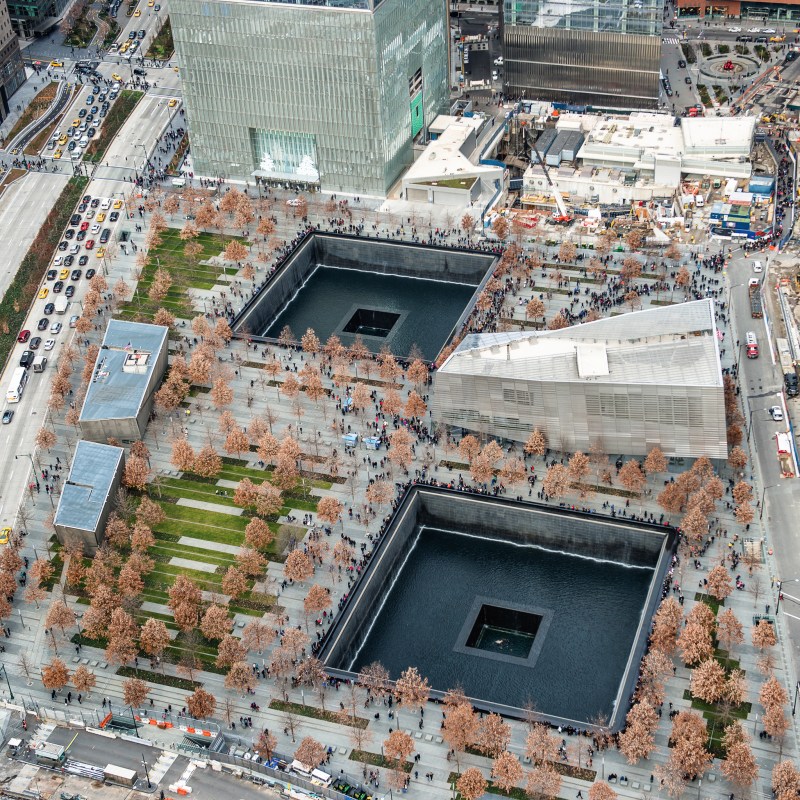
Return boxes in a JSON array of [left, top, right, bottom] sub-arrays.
[[79, 320, 169, 443], [401, 115, 504, 206], [5, 0, 68, 37], [501, 0, 664, 109], [53, 441, 125, 554], [522, 112, 757, 207], [0, 0, 25, 120], [432, 299, 727, 459], [170, 0, 449, 197]]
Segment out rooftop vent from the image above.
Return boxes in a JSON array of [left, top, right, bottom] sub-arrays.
[[122, 350, 151, 374]]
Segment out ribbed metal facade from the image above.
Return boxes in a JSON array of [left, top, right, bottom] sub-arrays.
[[502, 21, 663, 109], [432, 374, 727, 459], [170, 0, 448, 196]]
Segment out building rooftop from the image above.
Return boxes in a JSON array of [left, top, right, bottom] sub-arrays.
[[440, 299, 722, 388], [79, 320, 168, 422], [54, 441, 124, 532]]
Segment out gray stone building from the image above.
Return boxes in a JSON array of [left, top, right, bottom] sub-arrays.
[[79, 319, 169, 443], [432, 299, 727, 459], [53, 441, 125, 554], [0, 0, 25, 121]]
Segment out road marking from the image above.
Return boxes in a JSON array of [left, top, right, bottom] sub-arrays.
[[782, 610, 800, 621], [663, 37, 681, 43]]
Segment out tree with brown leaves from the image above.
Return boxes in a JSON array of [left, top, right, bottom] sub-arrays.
[[221, 566, 249, 599], [284, 549, 314, 584], [706, 564, 733, 600], [716, 608, 744, 652], [187, 687, 216, 719], [478, 712, 511, 758], [193, 445, 223, 478], [752, 619, 777, 651], [543, 464, 570, 499], [216, 634, 247, 669], [618, 702, 658, 764], [200, 604, 233, 642], [123, 455, 150, 491], [395, 666, 430, 723], [442, 693, 479, 769], [72, 664, 96, 695], [588, 782, 618, 800], [225, 661, 256, 695], [139, 618, 170, 661], [690, 658, 726, 703], [105, 608, 139, 665], [123, 677, 149, 708], [491, 751, 523, 793], [41, 658, 70, 691], [669, 711, 712, 778], [773, 761, 800, 800], [457, 768, 487, 800], [526, 764, 561, 800]]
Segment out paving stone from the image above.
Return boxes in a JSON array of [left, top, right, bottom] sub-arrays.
[[169, 557, 218, 573], [176, 498, 243, 515], [178, 536, 240, 555]]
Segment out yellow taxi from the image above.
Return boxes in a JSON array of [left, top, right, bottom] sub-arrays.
[[173, 66, 179, 73], [96, 212, 106, 222], [113, 199, 123, 209], [770, 35, 785, 42], [71, 118, 80, 127], [148, 0, 154, 6], [112, 73, 122, 82], [134, 8, 141, 15], [57, 134, 67, 145], [54, 150, 62, 159], [49, 60, 64, 68], [96, 247, 106, 258], [0, 527, 10, 545], [38, 287, 49, 299], [120, 42, 130, 53], [59, 268, 69, 280], [168, 98, 177, 108]]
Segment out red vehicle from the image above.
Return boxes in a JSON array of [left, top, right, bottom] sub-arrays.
[[17, 330, 30, 343], [85, 239, 95, 250], [80, 221, 90, 231]]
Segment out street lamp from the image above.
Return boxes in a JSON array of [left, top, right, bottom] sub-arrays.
[[0, 663, 15, 700], [15, 453, 39, 491], [760, 482, 780, 519], [141, 752, 152, 789]]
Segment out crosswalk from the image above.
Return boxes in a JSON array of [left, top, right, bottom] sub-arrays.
[[663, 36, 681, 44]]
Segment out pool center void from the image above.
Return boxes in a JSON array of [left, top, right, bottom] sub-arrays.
[[320, 487, 676, 730], [231, 234, 498, 361]]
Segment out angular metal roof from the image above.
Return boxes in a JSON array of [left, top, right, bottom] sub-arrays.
[[441, 299, 722, 388], [54, 441, 124, 532], [79, 319, 168, 422]]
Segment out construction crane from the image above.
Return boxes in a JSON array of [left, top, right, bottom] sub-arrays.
[[531, 139, 572, 224]]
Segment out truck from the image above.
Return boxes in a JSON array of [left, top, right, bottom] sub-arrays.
[[54, 296, 69, 314], [749, 278, 763, 318], [777, 432, 795, 478]]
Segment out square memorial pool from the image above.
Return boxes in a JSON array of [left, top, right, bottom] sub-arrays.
[[321, 488, 675, 729]]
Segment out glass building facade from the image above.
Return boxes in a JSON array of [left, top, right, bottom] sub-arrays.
[[502, 0, 664, 109], [170, 0, 448, 196]]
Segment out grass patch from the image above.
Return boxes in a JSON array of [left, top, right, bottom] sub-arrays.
[[695, 592, 723, 614], [718, 44, 730, 54], [270, 699, 369, 729], [350, 750, 412, 771], [117, 665, 199, 690], [712, 85, 728, 104], [681, 42, 697, 64], [63, 5, 97, 47], [0, 176, 88, 373], [0, 168, 27, 191], [146, 17, 174, 59], [700, 42, 712, 57], [118, 227, 246, 320], [4, 82, 59, 146], [84, 90, 144, 163], [696, 84, 714, 108], [166, 133, 189, 176]]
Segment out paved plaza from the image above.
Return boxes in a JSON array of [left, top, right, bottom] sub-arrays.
[[0, 184, 796, 800]]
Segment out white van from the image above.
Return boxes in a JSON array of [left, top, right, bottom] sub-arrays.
[[100, 198, 111, 209], [32, 355, 47, 373], [753, 260, 764, 273], [171, 176, 186, 187]]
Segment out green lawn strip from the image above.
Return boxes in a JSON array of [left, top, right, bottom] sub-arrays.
[[146, 16, 174, 59], [134, 610, 179, 629], [145, 562, 223, 589], [681, 689, 751, 720], [158, 502, 249, 532], [449, 773, 527, 800], [228, 603, 270, 617], [695, 593, 723, 614], [270, 700, 368, 729], [151, 540, 236, 567], [117, 665, 199, 690], [84, 91, 144, 163], [159, 481, 239, 508], [0, 177, 88, 372], [349, 750, 411, 770], [154, 518, 245, 547]]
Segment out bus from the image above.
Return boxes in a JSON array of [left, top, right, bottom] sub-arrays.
[[6, 367, 29, 403]]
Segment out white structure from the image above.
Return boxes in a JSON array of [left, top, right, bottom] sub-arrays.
[[401, 115, 504, 206], [523, 112, 757, 206], [432, 300, 727, 459]]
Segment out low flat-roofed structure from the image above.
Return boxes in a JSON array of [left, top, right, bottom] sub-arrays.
[[432, 299, 727, 458], [79, 320, 169, 442], [53, 441, 125, 554]]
